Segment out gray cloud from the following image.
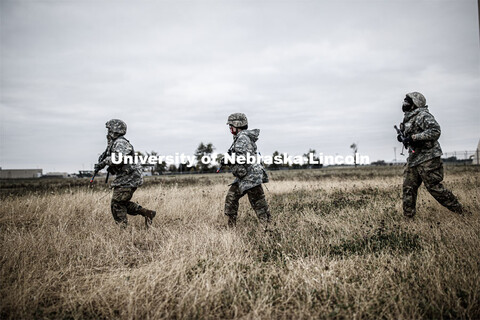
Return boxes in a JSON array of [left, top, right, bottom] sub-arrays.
[[1, 0, 478, 172]]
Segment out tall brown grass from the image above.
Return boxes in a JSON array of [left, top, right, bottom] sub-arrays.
[[1, 166, 479, 319]]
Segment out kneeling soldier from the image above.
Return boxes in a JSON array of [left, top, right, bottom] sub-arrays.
[[223, 113, 271, 228], [397, 92, 464, 218], [94, 119, 156, 227]]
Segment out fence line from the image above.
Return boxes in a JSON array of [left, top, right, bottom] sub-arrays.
[[442, 150, 479, 165]]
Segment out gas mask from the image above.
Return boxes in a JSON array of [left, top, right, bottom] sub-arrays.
[[402, 96, 415, 112]]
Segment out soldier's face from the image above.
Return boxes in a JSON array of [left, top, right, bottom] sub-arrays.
[[229, 125, 238, 135], [402, 96, 414, 112], [106, 128, 117, 141]]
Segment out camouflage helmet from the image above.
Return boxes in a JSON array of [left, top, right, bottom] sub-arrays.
[[406, 92, 426, 108], [105, 119, 127, 135], [226, 113, 248, 128]]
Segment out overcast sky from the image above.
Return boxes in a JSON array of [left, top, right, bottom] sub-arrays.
[[1, 0, 479, 173]]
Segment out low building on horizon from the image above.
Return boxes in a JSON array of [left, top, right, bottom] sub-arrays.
[[472, 139, 480, 165], [0, 168, 43, 179], [43, 172, 73, 178]]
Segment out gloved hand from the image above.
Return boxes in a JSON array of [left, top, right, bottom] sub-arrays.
[[397, 134, 403, 143], [94, 162, 105, 172], [403, 136, 413, 146]]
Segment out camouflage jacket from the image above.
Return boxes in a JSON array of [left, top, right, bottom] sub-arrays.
[[402, 106, 443, 167], [230, 129, 269, 194], [100, 136, 143, 188]]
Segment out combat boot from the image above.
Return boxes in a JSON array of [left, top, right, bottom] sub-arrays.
[[260, 216, 271, 232], [403, 213, 415, 219], [227, 216, 237, 228], [139, 208, 156, 228], [116, 220, 128, 229], [450, 204, 470, 215]]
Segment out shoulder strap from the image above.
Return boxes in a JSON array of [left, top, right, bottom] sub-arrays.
[[110, 136, 135, 155]]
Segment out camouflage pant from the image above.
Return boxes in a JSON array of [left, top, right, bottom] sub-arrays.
[[111, 187, 142, 225], [224, 183, 271, 222], [403, 157, 463, 217]]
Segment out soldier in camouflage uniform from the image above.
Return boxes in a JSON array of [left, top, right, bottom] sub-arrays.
[[94, 119, 156, 227], [398, 92, 464, 218], [223, 113, 271, 228]]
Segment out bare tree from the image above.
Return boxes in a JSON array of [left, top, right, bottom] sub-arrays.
[[350, 143, 358, 167]]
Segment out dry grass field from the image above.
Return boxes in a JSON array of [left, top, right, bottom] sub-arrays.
[[1, 166, 479, 319]]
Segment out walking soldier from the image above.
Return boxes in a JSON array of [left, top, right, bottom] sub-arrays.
[[397, 92, 464, 218], [94, 119, 156, 227], [223, 113, 271, 228]]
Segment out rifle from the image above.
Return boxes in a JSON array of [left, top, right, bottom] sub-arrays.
[[89, 171, 98, 184], [90, 145, 111, 185], [89, 169, 109, 184], [394, 125, 415, 155], [217, 141, 235, 173], [216, 155, 229, 173]]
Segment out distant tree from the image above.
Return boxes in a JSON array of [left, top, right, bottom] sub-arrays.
[[168, 164, 177, 172], [178, 162, 189, 173], [195, 142, 215, 172], [303, 149, 322, 169], [268, 151, 281, 170], [291, 161, 301, 169], [155, 161, 167, 174], [145, 151, 167, 175], [280, 152, 292, 168], [350, 143, 358, 167]]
